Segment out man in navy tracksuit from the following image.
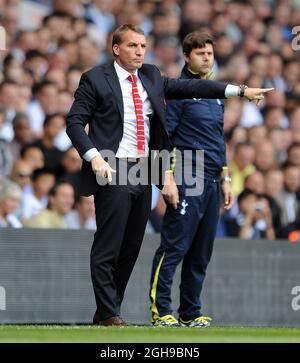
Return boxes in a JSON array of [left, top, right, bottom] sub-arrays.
[[149, 32, 234, 327]]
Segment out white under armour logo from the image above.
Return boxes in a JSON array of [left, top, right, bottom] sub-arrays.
[[180, 200, 188, 215]]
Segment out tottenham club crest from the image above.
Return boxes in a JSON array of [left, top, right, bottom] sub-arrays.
[[180, 200, 188, 215]]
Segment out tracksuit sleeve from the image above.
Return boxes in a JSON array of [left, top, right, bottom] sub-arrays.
[[166, 99, 184, 139], [163, 77, 227, 100], [222, 128, 227, 167]]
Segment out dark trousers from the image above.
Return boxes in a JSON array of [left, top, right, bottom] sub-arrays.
[[91, 161, 152, 321], [149, 179, 220, 320]]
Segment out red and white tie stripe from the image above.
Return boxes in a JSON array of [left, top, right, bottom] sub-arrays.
[[127, 74, 145, 155]]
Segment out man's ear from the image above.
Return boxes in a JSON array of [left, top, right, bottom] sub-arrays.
[[183, 53, 190, 64], [113, 44, 119, 56]]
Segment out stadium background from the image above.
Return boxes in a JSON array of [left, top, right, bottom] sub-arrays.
[[1, 0, 300, 336]]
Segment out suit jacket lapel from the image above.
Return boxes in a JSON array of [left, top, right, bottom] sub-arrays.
[[138, 72, 161, 120], [103, 63, 164, 126], [104, 63, 124, 122]]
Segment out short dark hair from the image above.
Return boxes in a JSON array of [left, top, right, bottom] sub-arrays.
[[112, 24, 144, 56], [3, 53, 15, 68], [32, 80, 56, 95], [42, 10, 72, 25], [43, 113, 64, 128], [281, 162, 299, 172], [49, 181, 73, 198], [12, 113, 30, 128], [182, 31, 215, 57], [31, 168, 54, 182], [237, 188, 256, 205], [20, 144, 42, 158], [287, 142, 300, 155], [234, 142, 253, 154], [48, 181, 74, 209], [25, 49, 46, 62]]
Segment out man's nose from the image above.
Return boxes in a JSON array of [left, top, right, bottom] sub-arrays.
[[136, 45, 144, 54]]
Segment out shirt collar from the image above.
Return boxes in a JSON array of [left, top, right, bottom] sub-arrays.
[[114, 61, 138, 82], [183, 64, 213, 80]]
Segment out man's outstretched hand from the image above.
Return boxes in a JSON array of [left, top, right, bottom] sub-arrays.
[[244, 87, 274, 103]]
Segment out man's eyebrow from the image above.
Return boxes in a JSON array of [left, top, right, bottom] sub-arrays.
[[127, 41, 147, 46], [195, 50, 213, 53]]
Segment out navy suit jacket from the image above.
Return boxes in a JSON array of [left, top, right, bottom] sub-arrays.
[[66, 62, 227, 196]]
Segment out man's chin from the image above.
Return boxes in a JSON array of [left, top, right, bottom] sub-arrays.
[[200, 68, 210, 74]]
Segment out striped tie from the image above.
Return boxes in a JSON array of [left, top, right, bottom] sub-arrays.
[[127, 74, 145, 155]]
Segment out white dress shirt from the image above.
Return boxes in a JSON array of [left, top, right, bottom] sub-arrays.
[[83, 61, 153, 161], [114, 61, 152, 158]]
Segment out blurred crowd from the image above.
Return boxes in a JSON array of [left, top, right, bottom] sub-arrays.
[[0, 0, 300, 240]]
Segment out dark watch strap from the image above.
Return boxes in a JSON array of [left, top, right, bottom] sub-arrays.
[[239, 84, 248, 98]]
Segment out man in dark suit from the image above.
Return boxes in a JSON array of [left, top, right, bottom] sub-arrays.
[[66, 24, 272, 326]]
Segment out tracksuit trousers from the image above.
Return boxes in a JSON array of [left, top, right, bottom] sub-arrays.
[[150, 179, 221, 320]]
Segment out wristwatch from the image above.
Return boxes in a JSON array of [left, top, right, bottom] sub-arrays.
[[222, 176, 232, 183], [239, 84, 248, 98]]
